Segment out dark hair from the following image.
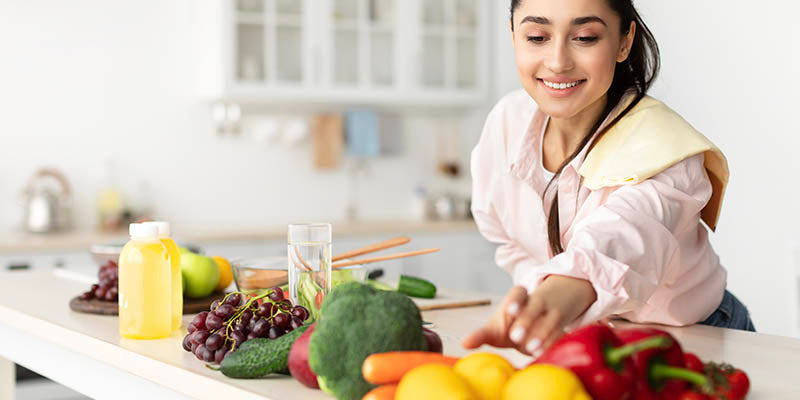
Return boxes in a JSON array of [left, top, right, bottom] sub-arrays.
[[510, 0, 660, 255]]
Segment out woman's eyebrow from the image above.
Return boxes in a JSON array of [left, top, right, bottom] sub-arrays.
[[519, 15, 607, 27]]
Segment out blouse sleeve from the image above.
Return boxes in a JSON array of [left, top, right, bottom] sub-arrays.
[[514, 153, 714, 328]]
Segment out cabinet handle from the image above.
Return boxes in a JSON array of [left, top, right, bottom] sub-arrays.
[[8, 263, 30, 271]]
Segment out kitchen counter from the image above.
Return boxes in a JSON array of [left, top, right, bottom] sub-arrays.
[[0, 219, 478, 253], [1, 270, 798, 399]]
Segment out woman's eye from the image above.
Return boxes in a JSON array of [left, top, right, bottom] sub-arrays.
[[527, 36, 546, 43], [575, 36, 598, 43]]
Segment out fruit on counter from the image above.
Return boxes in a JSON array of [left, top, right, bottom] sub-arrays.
[[362, 384, 398, 400], [288, 323, 319, 389], [308, 282, 428, 400], [453, 353, 515, 400], [362, 351, 459, 385], [396, 275, 437, 298], [395, 363, 477, 400], [503, 364, 591, 400], [181, 289, 311, 365], [180, 252, 220, 298], [212, 256, 233, 292], [221, 324, 310, 378], [422, 326, 443, 353], [79, 260, 119, 302]]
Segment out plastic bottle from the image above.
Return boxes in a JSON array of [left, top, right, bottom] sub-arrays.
[[118, 223, 171, 339], [143, 221, 182, 331]]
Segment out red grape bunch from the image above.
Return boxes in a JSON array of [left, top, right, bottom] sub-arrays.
[[182, 287, 310, 364], [79, 260, 119, 302]]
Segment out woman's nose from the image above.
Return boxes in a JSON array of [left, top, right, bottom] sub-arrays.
[[544, 40, 574, 73]]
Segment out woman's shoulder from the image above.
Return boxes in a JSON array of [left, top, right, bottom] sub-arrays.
[[488, 88, 537, 121]]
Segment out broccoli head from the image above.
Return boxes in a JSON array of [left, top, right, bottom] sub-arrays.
[[308, 282, 427, 400]]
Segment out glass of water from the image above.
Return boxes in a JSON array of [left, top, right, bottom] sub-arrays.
[[288, 222, 332, 321]]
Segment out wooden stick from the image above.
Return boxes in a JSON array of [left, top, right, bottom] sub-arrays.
[[332, 236, 410, 262], [332, 248, 439, 269]]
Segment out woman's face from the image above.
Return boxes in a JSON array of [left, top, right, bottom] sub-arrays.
[[511, 0, 634, 119]]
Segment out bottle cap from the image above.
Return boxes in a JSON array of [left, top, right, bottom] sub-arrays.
[[129, 223, 158, 239], [142, 221, 170, 236]]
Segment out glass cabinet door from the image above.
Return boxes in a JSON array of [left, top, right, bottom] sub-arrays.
[[234, 0, 306, 85], [420, 0, 478, 89], [332, 0, 395, 87]]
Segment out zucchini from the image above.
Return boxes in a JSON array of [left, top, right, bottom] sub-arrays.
[[220, 324, 310, 378], [397, 275, 437, 299]]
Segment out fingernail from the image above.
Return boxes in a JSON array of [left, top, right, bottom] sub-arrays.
[[506, 302, 520, 316], [510, 327, 526, 343], [526, 338, 541, 354], [532, 347, 544, 359]]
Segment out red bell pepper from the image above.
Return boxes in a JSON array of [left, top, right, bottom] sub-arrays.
[[678, 361, 750, 400], [615, 328, 710, 400], [533, 323, 674, 400]]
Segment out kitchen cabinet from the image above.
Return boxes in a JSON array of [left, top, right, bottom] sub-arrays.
[[192, 0, 489, 106]]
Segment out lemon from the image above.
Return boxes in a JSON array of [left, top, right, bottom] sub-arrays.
[[503, 364, 591, 400], [212, 256, 233, 291], [396, 364, 477, 400], [454, 353, 515, 400]]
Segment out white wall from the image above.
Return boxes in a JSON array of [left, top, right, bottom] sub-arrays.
[[0, 1, 471, 233]]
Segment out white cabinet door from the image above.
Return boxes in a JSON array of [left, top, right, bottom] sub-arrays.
[[195, 0, 489, 106]]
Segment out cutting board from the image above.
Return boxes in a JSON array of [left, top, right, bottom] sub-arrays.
[[69, 292, 225, 316], [410, 287, 492, 311]]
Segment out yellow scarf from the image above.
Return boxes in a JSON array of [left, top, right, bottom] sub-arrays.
[[579, 96, 728, 231]]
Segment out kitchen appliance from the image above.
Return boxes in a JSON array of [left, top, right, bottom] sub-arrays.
[[19, 168, 73, 233]]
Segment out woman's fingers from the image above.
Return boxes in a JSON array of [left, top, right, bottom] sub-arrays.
[[462, 286, 529, 350], [524, 308, 562, 356], [461, 326, 492, 349], [502, 286, 528, 322], [507, 295, 545, 352]]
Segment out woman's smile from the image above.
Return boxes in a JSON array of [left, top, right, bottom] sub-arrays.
[[537, 77, 587, 98]]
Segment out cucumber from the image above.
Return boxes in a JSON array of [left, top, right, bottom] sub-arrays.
[[221, 324, 310, 378], [397, 275, 437, 299]]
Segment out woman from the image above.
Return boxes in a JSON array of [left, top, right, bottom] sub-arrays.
[[463, 0, 755, 357]]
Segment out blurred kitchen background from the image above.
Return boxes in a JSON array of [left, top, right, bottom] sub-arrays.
[[0, 1, 798, 391]]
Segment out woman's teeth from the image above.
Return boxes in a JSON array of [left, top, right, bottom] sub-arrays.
[[542, 80, 582, 89]]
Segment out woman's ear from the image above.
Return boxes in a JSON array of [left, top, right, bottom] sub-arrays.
[[617, 21, 636, 63]]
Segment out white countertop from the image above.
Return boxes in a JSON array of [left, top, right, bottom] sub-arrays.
[[0, 270, 798, 399], [0, 219, 478, 253]]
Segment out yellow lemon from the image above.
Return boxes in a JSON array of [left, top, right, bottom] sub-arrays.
[[454, 352, 515, 400], [212, 256, 233, 291], [396, 364, 478, 400], [503, 364, 591, 400]]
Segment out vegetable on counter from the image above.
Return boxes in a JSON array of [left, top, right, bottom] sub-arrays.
[[503, 364, 591, 400], [677, 361, 750, 400], [534, 323, 670, 400], [220, 324, 310, 378], [288, 323, 319, 389], [615, 328, 704, 399], [397, 275, 437, 298], [362, 384, 397, 400], [308, 282, 428, 400], [362, 351, 459, 385]]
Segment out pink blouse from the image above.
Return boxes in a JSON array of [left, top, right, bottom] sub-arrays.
[[470, 89, 727, 328]]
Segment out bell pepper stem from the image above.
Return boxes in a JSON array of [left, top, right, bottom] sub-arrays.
[[605, 335, 673, 366], [650, 363, 708, 387]]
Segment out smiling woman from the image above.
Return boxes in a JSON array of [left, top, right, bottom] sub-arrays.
[[463, 0, 755, 358]]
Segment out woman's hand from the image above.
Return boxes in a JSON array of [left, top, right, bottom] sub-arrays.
[[462, 275, 597, 356]]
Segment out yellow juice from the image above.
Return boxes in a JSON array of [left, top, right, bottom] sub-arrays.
[[160, 237, 182, 331], [118, 236, 172, 339]]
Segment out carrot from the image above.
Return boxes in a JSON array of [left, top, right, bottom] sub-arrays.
[[362, 384, 398, 400], [362, 351, 460, 385]]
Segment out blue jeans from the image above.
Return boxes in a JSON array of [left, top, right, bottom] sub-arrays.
[[698, 290, 755, 332]]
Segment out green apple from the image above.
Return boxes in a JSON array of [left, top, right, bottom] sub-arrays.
[[180, 252, 219, 298], [178, 246, 193, 254]]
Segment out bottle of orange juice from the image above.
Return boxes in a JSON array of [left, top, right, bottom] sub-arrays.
[[118, 223, 172, 339], [144, 221, 182, 331]]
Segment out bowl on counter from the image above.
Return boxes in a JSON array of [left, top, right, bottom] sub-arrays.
[[90, 241, 202, 266], [231, 256, 368, 297]]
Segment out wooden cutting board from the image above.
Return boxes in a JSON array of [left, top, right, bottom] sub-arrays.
[[410, 287, 492, 311], [69, 292, 226, 316]]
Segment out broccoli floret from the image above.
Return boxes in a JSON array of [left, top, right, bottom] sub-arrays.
[[308, 282, 427, 400]]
